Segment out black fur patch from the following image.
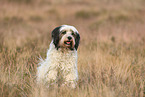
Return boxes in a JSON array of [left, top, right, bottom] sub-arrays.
[[74, 33, 80, 50], [51, 26, 61, 49]]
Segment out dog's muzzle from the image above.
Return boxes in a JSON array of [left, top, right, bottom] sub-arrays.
[[64, 36, 73, 45]]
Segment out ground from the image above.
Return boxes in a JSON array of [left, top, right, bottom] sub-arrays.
[[0, 0, 145, 97]]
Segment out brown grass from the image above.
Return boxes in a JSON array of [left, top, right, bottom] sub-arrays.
[[0, 0, 145, 97]]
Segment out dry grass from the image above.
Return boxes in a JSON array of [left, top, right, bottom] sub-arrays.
[[0, 0, 145, 97]]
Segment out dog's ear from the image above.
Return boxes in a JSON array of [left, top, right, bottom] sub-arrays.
[[51, 26, 61, 49], [75, 33, 80, 50]]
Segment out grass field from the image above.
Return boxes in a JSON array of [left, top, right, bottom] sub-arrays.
[[0, 0, 145, 97]]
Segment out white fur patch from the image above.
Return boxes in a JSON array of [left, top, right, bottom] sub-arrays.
[[37, 41, 78, 88], [60, 25, 79, 33]]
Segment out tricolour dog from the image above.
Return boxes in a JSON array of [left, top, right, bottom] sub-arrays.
[[37, 25, 80, 88]]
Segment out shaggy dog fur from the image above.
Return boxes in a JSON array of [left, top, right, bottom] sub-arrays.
[[37, 25, 80, 88]]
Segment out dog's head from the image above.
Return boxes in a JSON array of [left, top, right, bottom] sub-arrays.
[[51, 25, 80, 50]]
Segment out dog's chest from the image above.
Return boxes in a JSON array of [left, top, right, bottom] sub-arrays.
[[58, 50, 76, 64], [48, 49, 77, 70]]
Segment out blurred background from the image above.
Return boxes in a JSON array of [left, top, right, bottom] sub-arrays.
[[0, 0, 145, 47], [0, 0, 144, 97]]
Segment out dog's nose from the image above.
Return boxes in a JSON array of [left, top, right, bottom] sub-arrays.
[[67, 36, 72, 40]]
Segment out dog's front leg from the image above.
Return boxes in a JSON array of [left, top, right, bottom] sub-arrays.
[[63, 71, 78, 88], [45, 70, 58, 86]]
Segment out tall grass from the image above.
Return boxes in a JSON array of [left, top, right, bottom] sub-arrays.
[[0, 0, 145, 97]]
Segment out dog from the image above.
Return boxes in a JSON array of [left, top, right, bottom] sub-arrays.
[[37, 25, 80, 88]]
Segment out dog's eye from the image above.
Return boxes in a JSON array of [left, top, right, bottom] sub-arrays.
[[62, 31, 66, 34], [72, 32, 75, 36]]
